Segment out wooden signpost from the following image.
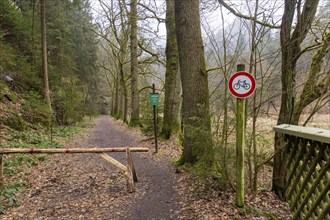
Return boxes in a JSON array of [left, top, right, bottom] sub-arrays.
[[150, 84, 159, 153], [229, 64, 256, 207]]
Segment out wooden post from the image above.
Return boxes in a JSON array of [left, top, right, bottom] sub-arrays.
[[125, 148, 135, 192], [236, 64, 245, 207], [152, 84, 158, 153], [126, 148, 137, 182], [0, 154, 3, 190]]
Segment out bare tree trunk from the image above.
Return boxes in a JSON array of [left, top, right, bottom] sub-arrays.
[[273, 0, 320, 198], [114, 71, 120, 118], [130, 0, 140, 126], [175, 0, 213, 166], [161, 0, 182, 139], [31, 0, 37, 66], [118, 81, 124, 120], [40, 0, 52, 111]]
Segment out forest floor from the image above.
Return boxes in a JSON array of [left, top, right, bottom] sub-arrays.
[[0, 115, 293, 219]]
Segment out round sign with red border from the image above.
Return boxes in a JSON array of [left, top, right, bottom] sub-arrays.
[[229, 71, 256, 98]]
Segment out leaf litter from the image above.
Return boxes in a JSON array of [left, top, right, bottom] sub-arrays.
[[1, 116, 292, 219]]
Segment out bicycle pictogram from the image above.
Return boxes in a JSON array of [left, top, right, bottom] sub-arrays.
[[228, 71, 256, 98], [233, 80, 251, 90]]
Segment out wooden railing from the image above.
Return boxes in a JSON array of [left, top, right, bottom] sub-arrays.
[[274, 124, 330, 220]]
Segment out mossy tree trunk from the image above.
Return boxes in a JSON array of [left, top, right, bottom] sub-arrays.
[[273, 0, 322, 198], [161, 0, 182, 139], [175, 0, 213, 166], [291, 31, 330, 124], [236, 97, 246, 207]]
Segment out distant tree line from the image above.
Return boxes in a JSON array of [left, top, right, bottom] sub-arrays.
[[97, 0, 329, 200]]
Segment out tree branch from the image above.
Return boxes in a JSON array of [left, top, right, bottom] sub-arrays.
[[217, 0, 281, 29], [137, 2, 165, 23], [138, 42, 165, 66], [206, 66, 223, 73]]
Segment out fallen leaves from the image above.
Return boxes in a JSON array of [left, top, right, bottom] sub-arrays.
[[1, 116, 293, 219]]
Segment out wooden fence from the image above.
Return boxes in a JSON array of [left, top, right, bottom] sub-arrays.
[[0, 147, 149, 193], [274, 124, 330, 220]]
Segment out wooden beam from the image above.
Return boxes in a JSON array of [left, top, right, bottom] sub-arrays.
[[98, 153, 127, 171], [0, 147, 149, 154], [274, 124, 330, 144]]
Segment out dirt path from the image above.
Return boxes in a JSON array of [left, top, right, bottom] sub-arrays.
[[93, 116, 178, 219], [1, 116, 178, 219]]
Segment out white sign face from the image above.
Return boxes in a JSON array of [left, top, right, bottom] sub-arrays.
[[229, 72, 256, 98]]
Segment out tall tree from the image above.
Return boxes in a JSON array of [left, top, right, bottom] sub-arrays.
[[273, 0, 328, 197], [40, 0, 52, 111], [98, 0, 130, 123], [44, 0, 99, 124], [161, 0, 181, 139], [216, 0, 329, 197], [0, 0, 99, 125], [175, 0, 213, 166], [130, 0, 140, 126], [291, 32, 330, 124]]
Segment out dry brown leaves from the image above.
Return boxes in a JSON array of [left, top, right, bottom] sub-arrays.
[[1, 117, 293, 219], [173, 170, 292, 220], [1, 123, 143, 220], [135, 129, 292, 219]]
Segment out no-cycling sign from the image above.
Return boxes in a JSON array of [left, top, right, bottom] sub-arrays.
[[229, 69, 256, 206], [229, 71, 256, 98]]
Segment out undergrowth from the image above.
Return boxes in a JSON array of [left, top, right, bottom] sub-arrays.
[[0, 123, 87, 214], [0, 182, 26, 213]]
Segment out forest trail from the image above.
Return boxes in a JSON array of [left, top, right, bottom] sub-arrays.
[[1, 116, 178, 219]]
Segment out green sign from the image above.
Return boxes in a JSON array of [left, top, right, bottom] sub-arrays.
[[149, 93, 159, 107]]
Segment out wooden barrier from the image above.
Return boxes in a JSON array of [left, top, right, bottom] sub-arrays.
[[274, 124, 330, 220], [0, 147, 148, 154], [0, 147, 149, 193]]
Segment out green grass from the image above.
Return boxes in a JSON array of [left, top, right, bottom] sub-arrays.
[[52, 126, 83, 138]]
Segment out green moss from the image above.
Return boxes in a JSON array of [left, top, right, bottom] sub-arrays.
[[7, 93, 17, 103]]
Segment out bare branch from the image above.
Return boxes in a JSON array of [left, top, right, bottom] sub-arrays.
[[206, 67, 223, 73], [137, 2, 165, 23], [217, 0, 281, 29], [138, 42, 165, 67]]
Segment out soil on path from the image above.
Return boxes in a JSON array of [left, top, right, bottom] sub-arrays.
[[1, 116, 179, 220]]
